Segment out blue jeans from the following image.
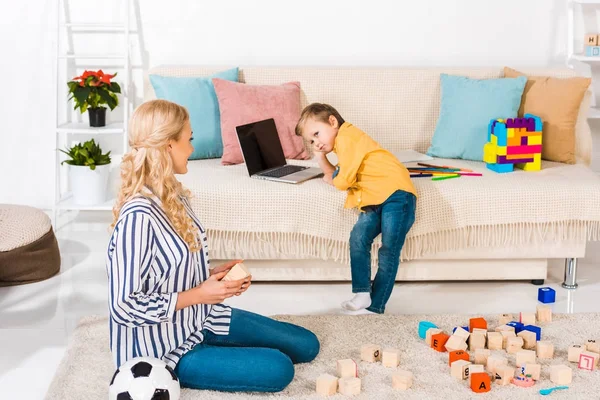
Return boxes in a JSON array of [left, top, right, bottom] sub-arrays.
[[349, 190, 416, 314], [174, 308, 320, 392]]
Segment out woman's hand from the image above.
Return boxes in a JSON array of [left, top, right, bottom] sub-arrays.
[[210, 259, 243, 276], [235, 275, 252, 296], [195, 270, 246, 304]]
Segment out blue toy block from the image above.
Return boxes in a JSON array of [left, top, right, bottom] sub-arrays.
[[492, 122, 508, 146], [538, 287, 556, 304], [419, 321, 438, 339], [487, 162, 514, 173], [524, 113, 543, 132], [507, 321, 525, 333], [452, 326, 469, 334], [585, 45, 600, 57], [523, 325, 542, 341]]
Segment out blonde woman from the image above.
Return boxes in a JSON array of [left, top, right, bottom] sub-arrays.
[[107, 100, 319, 393]]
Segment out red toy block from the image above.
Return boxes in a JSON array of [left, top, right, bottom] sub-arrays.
[[469, 317, 487, 332], [507, 145, 542, 155], [432, 333, 450, 352], [470, 372, 491, 393], [449, 350, 470, 366]]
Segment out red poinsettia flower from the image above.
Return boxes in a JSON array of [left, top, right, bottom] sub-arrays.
[[97, 70, 115, 84]]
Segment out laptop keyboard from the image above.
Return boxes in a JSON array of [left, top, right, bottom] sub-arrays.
[[260, 165, 306, 178]]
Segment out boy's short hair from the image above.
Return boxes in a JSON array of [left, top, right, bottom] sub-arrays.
[[295, 103, 345, 136]]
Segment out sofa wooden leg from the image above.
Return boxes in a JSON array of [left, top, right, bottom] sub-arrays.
[[531, 279, 544, 285], [562, 258, 578, 290]]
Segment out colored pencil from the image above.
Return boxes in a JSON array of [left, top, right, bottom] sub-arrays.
[[410, 173, 433, 178], [417, 162, 473, 172], [432, 174, 461, 181]]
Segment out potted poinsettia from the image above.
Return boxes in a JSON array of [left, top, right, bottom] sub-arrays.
[[67, 70, 121, 127], [60, 139, 111, 205]]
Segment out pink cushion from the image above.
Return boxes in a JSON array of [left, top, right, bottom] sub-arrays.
[[212, 78, 309, 165]]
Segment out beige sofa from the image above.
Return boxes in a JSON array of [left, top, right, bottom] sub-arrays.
[[144, 66, 600, 288]]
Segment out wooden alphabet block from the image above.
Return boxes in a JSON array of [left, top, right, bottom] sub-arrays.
[[550, 365, 572, 385], [449, 350, 470, 366], [536, 305, 552, 323], [498, 314, 514, 326], [568, 344, 585, 363], [222, 262, 250, 281], [469, 317, 487, 332], [382, 348, 401, 367], [585, 339, 600, 354], [494, 365, 515, 386], [360, 344, 381, 363], [486, 355, 508, 375], [452, 326, 470, 341], [468, 364, 485, 385], [536, 340, 554, 359], [445, 335, 468, 352], [507, 337, 524, 354], [425, 328, 443, 346], [338, 377, 361, 396], [470, 372, 491, 393], [500, 331, 516, 349], [517, 330, 537, 350], [515, 349, 536, 366], [451, 359, 471, 380], [391, 370, 413, 390], [487, 332, 503, 350], [316, 374, 338, 396], [495, 324, 515, 333], [337, 359, 358, 378], [469, 332, 486, 351], [578, 351, 599, 371], [585, 33, 599, 46], [432, 333, 450, 353], [472, 328, 488, 336], [519, 312, 536, 325], [474, 349, 491, 366], [524, 363, 541, 380]]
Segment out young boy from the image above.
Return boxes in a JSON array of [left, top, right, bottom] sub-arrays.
[[295, 103, 417, 315]]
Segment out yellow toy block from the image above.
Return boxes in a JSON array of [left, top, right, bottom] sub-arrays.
[[507, 128, 515, 138], [483, 143, 497, 164], [517, 154, 541, 172], [528, 135, 542, 145], [491, 135, 498, 145], [497, 145, 507, 156]]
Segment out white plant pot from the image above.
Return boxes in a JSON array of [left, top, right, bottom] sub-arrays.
[[69, 164, 110, 205]]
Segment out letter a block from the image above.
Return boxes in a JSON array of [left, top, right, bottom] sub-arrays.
[[470, 372, 491, 393]]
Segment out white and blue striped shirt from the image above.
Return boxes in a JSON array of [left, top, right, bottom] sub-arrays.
[[106, 194, 231, 369]]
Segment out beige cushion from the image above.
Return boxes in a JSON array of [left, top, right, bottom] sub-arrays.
[[504, 67, 591, 164], [0, 204, 51, 251]]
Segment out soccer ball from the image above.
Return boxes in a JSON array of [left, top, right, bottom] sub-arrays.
[[109, 357, 181, 400]]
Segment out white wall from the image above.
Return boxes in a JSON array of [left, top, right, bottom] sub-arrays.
[[0, 0, 584, 209]]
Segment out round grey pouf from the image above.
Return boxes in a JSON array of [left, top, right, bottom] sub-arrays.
[[0, 204, 61, 286]]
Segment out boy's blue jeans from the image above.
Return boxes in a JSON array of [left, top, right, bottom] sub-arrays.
[[174, 308, 320, 392], [350, 190, 416, 313]]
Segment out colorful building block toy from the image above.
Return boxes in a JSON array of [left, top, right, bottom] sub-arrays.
[[537, 287, 556, 304], [483, 114, 543, 173]]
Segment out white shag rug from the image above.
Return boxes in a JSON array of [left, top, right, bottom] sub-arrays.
[[46, 313, 600, 399]]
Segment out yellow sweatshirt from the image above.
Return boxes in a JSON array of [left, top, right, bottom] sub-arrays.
[[332, 122, 417, 210]]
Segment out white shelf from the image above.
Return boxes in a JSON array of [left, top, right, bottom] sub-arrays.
[[58, 54, 126, 59], [570, 54, 600, 62], [56, 195, 115, 211], [57, 122, 125, 134], [573, 0, 600, 4], [62, 23, 125, 31]]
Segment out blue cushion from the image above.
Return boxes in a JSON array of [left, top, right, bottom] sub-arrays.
[[426, 74, 527, 161], [149, 68, 239, 160]]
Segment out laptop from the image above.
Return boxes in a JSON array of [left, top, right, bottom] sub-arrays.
[[236, 118, 323, 184]]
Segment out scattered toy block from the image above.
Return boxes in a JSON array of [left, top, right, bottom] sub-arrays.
[[452, 326, 470, 341], [585, 339, 600, 354], [495, 324, 515, 333], [338, 377, 361, 396], [506, 321, 524, 333], [316, 374, 338, 396], [445, 335, 468, 352], [487, 162, 514, 173], [516, 350, 536, 366], [517, 330, 537, 350], [550, 365, 572, 385], [391, 370, 413, 390], [451, 359, 472, 380], [337, 359, 358, 378], [470, 372, 491, 393], [426, 328, 443, 347], [528, 135, 542, 145], [432, 333, 450, 353], [474, 349, 491, 366], [579, 351, 599, 371], [524, 363, 541, 381], [487, 355, 508, 375], [418, 321, 437, 339], [536, 305, 552, 323], [537, 287, 556, 304], [469, 332, 486, 351], [494, 365, 515, 386], [568, 344, 585, 363], [536, 341, 554, 359], [523, 325, 541, 341], [382, 348, 401, 367], [498, 314, 514, 325], [468, 365, 485, 385], [449, 350, 470, 366], [469, 317, 487, 332], [586, 33, 599, 46], [500, 330, 516, 349], [586, 45, 600, 56], [520, 312, 536, 325], [222, 262, 250, 281], [472, 328, 488, 336], [360, 344, 381, 363], [507, 337, 524, 354], [487, 332, 503, 350]]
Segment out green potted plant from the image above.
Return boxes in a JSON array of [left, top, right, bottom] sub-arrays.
[[67, 70, 121, 127], [60, 139, 112, 205]]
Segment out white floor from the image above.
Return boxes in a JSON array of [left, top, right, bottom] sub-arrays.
[[1, 212, 600, 400]]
